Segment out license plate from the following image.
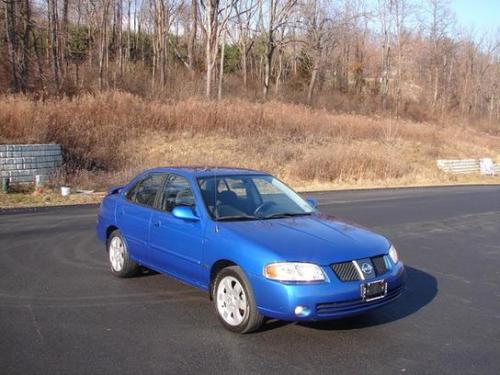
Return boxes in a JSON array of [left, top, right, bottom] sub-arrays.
[[361, 280, 387, 301]]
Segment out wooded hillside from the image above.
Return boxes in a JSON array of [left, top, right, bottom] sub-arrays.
[[1, 1, 499, 192], [1, 0, 498, 126]]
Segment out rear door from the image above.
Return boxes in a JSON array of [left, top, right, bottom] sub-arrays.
[[149, 174, 205, 286], [116, 173, 166, 264]]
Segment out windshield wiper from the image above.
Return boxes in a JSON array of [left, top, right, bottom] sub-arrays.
[[215, 215, 259, 222], [216, 212, 313, 221], [260, 212, 313, 220]]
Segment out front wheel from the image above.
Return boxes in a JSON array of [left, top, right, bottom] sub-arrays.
[[107, 230, 139, 278], [213, 266, 264, 333]]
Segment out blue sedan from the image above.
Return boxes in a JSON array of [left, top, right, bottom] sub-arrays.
[[96, 167, 406, 333]]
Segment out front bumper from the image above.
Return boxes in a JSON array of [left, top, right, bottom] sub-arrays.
[[248, 261, 406, 321]]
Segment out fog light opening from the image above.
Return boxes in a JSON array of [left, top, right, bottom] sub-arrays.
[[294, 305, 311, 317]]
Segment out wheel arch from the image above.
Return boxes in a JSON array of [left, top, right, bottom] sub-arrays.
[[105, 225, 119, 244], [209, 259, 238, 300]]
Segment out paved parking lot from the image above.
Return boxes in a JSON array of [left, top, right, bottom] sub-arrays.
[[1, 185, 499, 374]]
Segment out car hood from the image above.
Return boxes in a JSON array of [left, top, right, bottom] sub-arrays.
[[219, 214, 390, 265]]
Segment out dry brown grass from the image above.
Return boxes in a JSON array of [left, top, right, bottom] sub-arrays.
[[0, 188, 102, 209], [0, 91, 499, 191]]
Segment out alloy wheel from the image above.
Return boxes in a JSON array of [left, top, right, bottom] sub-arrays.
[[216, 276, 248, 326], [109, 236, 125, 272]]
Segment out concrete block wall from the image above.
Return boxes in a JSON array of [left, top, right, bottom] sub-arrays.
[[0, 144, 63, 183]]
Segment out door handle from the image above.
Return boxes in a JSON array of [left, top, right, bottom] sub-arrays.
[[153, 220, 161, 228], [118, 207, 125, 216]]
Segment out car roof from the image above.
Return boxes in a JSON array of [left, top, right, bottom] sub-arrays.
[[144, 166, 268, 178]]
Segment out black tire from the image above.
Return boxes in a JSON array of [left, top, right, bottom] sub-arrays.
[[212, 266, 264, 334], [107, 230, 140, 278]]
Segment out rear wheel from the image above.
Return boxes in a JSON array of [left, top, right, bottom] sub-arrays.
[[213, 266, 264, 333], [107, 230, 139, 278]]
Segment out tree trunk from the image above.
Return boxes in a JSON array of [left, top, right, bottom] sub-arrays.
[[307, 55, 320, 105], [18, 0, 32, 92], [432, 65, 439, 112], [31, 27, 45, 90], [187, 0, 198, 77], [5, 0, 20, 92], [152, 0, 167, 88], [381, 29, 390, 111], [99, 1, 111, 90], [274, 49, 283, 95], [241, 42, 248, 90], [205, 32, 213, 98], [117, 0, 124, 78], [62, 0, 69, 75], [48, 0, 61, 92], [263, 0, 275, 100], [218, 27, 227, 100], [263, 42, 274, 99], [204, 0, 218, 98]]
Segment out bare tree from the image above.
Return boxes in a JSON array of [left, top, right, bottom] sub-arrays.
[[260, 0, 297, 100], [199, 0, 235, 98], [149, 0, 184, 88], [187, 0, 198, 75], [116, 0, 124, 78], [302, 0, 336, 105], [426, 0, 455, 114], [0, 0, 497, 124], [151, 0, 168, 87], [47, 0, 61, 92], [377, 0, 392, 111], [386, 0, 412, 117], [234, 0, 258, 90], [4, 0, 20, 92], [61, 0, 69, 75], [98, 0, 112, 89], [217, 1, 230, 99]]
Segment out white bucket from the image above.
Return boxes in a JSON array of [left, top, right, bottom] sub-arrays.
[[35, 175, 45, 187], [61, 186, 71, 196]]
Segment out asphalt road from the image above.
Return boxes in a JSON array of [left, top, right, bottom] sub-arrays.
[[1, 185, 499, 374]]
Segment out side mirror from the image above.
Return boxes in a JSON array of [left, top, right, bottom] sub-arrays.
[[306, 197, 318, 209], [172, 206, 200, 221]]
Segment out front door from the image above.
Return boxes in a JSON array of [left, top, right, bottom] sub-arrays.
[[149, 174, 205, 286]]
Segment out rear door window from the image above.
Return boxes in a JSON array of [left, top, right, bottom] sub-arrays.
[[126, 174, 165, 208]]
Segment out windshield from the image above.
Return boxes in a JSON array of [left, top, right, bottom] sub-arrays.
[[197, 174, 315, 221]]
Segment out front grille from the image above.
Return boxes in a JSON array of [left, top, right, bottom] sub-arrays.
[[331, 254, 390, 282], [372, 255, 388, 276], [331, 262, 360, 281]]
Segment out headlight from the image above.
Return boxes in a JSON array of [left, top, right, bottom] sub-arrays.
[[263, 262, 325, 282], [389, 245, 399, 264]]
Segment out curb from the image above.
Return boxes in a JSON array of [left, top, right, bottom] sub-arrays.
[[298, 183, 500, 194], [0, 202, 100, 215]]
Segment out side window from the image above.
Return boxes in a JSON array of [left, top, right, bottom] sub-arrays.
[[126, 174, 164, 207], [159, 175, 195, 212]]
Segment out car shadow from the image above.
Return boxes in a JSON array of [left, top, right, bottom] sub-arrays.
[[135, 267, 159, 277], [260, 266, 437, 332]]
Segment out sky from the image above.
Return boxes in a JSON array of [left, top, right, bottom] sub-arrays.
[[449, 0, 499, 35]]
